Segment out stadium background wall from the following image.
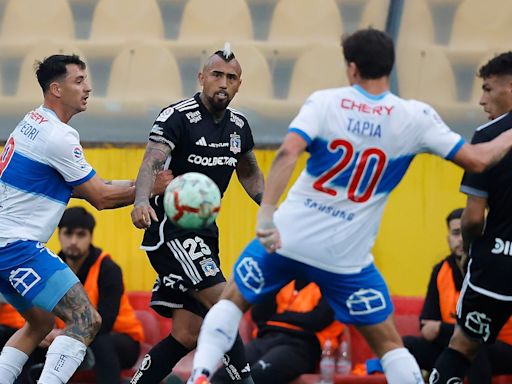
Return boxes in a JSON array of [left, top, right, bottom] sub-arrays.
[[4, 146, 465, 296]]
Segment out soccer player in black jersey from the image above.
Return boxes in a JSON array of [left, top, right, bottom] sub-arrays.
[[430, 52, 512, 383], [129, 47, 264, 384]]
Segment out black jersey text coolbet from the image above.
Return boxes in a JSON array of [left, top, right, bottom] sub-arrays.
[[461, 112, 512, 298], [142, 93, 255, 249]]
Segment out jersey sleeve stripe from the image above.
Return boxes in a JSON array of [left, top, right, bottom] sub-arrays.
[[176, 103, 199, 112], [288, 128, 312, 146], [149, 135, 175, 150], [228, 107, 247, 119], [445, 138, 465, 160], [67, 169, 96, 187], [460, 185, 488, 198], [1, 151, 72, 203], [173, 97, 195, 109]]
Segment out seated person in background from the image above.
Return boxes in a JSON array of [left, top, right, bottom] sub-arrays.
[[210, 279, 344, 384], [36, 207, 144, 384], [403, 208, 512, 383]]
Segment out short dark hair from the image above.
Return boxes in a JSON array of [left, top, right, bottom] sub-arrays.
[[58, 207, 96, 233], [342, 28, 395, 79], [478, 52, 512, 79], [446, 208, 463, 227], [35, 54, 86, 93]]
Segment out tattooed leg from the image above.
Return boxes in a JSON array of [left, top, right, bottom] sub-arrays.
[[52, 282, 101, 345], [36, 283, 101, 384]]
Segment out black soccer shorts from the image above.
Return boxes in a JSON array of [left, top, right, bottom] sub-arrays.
[[457, 283, 512, 344], [146, 234, 226, 318]]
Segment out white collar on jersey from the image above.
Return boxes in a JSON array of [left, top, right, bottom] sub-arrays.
[[41, 105, 61, 122]]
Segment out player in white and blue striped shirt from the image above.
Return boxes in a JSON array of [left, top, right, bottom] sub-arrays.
[[0, 54, 169, 384], [188, 29, 512, 384]]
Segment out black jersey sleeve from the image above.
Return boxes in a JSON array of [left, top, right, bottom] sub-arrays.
[[242, 121, 255, 154], [148, 105, 184, 150], [460, 130, 489, 198]]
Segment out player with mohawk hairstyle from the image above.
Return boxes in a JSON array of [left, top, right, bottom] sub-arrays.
[[129, 45, 264, 384], [222, 42, 233, 60]]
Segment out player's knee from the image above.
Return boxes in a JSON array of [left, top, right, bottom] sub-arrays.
[[172, 330, 198, 350], [194, 283, 226, 309], [448, 329, 479, 360], [78, 308, 101, 341]]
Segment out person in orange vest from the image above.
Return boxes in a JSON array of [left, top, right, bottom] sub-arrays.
[[210, 279, 344, 384], [34, 207, 144, 384], [403, 208, 512, 383]]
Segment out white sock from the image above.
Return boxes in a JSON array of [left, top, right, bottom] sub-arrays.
[[381, 347, 424, 384], [0, 346, 29, 384], [192, 300, 242, 377], [37, 335, 87, 384]]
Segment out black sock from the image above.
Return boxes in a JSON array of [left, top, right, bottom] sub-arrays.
[[221, 334, 253, 382], [130, 335, 190, 384], [430, 347, 471, 384]]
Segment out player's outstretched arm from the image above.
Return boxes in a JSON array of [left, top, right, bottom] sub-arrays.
[[451, 129, 512, 172], [257, 132, 307, 251], [73, 174, 136, 210], [72, 174, 172, 202], [71, 179, 132, 199], [131, 141, 172, 229], [235, 149, 264, 205], [261, 132, 307, 206]]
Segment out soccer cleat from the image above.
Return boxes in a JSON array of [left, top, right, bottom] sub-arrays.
[[186, 369, 210, 384], [192, 374, 209, 384]]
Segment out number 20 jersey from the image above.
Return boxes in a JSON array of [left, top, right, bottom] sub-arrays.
[[274, 85, 464, 273]]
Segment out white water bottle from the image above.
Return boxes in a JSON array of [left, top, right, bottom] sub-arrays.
[[336, 338, 351, 375], [319, 338, 335, 384], [336, 329, 352, 375]]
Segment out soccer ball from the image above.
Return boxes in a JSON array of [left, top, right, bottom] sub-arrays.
[[163, 172, 221, 229]]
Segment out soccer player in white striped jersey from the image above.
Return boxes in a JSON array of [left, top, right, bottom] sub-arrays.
[[0, 54, 169, 384], [187, 29, 512, 384]]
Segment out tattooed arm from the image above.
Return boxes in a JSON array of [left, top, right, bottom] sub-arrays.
[[131, 141, 172, 229], [236, 150, 264, 205]]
